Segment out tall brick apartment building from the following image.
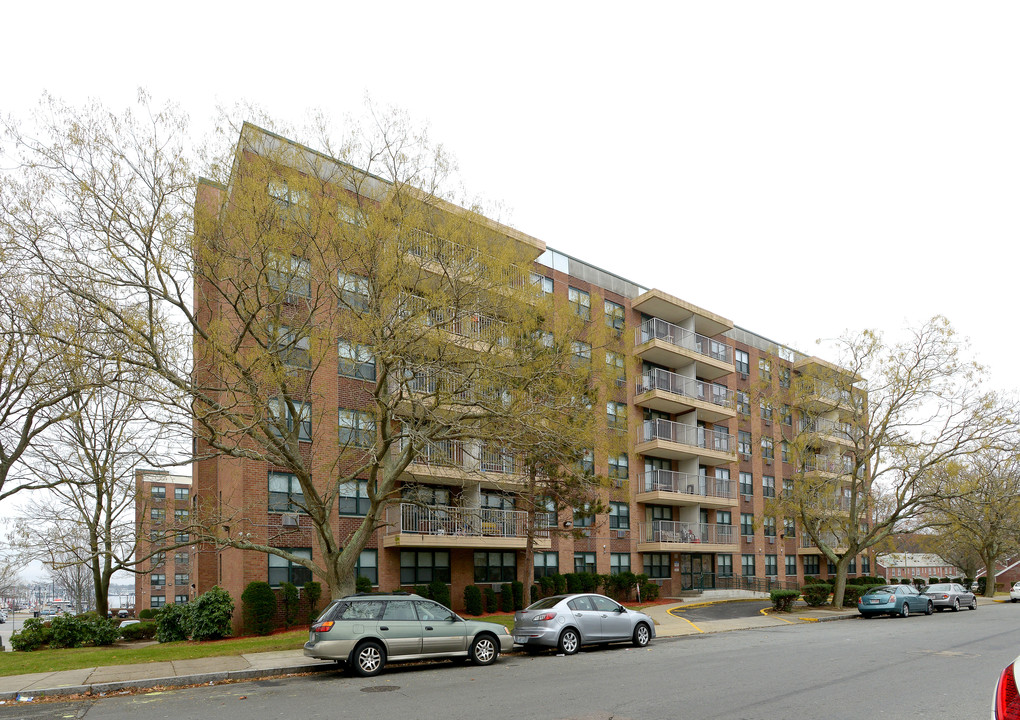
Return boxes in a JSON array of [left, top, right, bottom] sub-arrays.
[[137, 125, 872, 617]]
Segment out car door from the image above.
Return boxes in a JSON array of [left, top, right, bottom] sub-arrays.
[[590, 595, 631, 641], [378, 600, 423, 658], [903, 586, 924, 611], [415, 600, 468, 654], [566, 595, 601, 642]]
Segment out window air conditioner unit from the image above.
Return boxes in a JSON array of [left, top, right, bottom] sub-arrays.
[[768, 536, 775, 544], [281, 513, 299, 527], [616, 530, 628, 539], [744, 536, 752, 544], [739, 373, 749, 380], [612, 479, 624, 488], [765, 458, 773, 465]]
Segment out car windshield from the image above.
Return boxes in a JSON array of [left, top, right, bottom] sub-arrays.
[[927, 584, 951, 591], [526, 596, 566, 610], [864, 586, 895, 595]]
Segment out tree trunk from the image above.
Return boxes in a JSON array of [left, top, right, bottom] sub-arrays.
[[829, 555, 850, 608]]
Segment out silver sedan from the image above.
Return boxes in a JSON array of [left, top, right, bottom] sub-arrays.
[[512, 593, 655, 654], [923, 582, 977, 612]]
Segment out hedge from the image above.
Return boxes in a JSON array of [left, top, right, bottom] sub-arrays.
[[770, 589, 800, 612], [241, 581, 277, 636], [802, 584, 831, 607]]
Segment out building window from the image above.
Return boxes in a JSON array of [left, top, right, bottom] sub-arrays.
[[862, 556, 870, 573], [608, 454, 629, 480], [175, 573, 189, 586], [534, 552, 559, 579], [270, 324, 311, 369], [151, 595, 166, 609], [574, 552, 596, 573], [717, 554, 733, 577], [471, 551, 515, 583], [849, 557, 857, 574], [781, 441, 791, 463], [609, 502, 630, 529], [338, 340, 376, 380], [759, 358, 771, 381], [742, 554, 756, 577], [578, 450, 595, 476], [151, 574, 165, 587], [763, 516, 776, 538], [762, 476, 775, 499], [572, 504, 594, 528], [738, 431, 751, 456], [269, 548, 312, 587], [761, 437, 774, 460], [604, 300, 625, 331], [736, 391, 750, 416], [150, 509, 165, 524], [174, 509, 189, 523], [174, 552, 189, 565], [827, 560, 837, 575], [760, 400, 772, 422], [339, 408, 375, 447], [151, 552, 165, 567], [607, 401, 627, 431], [783, 478, 795, 498], [644, 553, 670, 579], [338, 271, 370, 311], [717, 510, 731, 526], [780, 405, 792, 426], [786, 555, 797, 576], [174, 487, 189, 501], [735, 350, 749, 375], [535, 497, 558, 529], [610, 553, 631, 575], [571, 340, 591, 363], [739, 472, 753, 497], [784, 518, 796, 537], [269, 398, 312, 442], [175, 595, 189, 604], [175, 531, 189, 543], [568, 287, 591, 321], [151, 486, 165, 499], [355, 549, 378, 585], [804, 556, 819, 575], [740, 513, 754, 538], [269, 472, 305, 513], [403, 550, 451, 584], [339, 480, 370, 516], [779, 366, 791, 388], [531, 273, 553, 294], [268, 255, 312, 300], [606, 351, 626, 385], [765, 555, 778, 577]]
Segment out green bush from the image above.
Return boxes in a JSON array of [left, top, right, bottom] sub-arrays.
[[802, 584, 831, 607], [565, 573, 582, 594], [120, 621, 157, 641], [530, 584, 539, 603], [538, 576, 554, 597], [241, 581, 278, 636], [484, 586, 498, 613], [841, 585, 867, 607], [156, 602, 191, 643], [87, 615, 122, 646], [464, 585, 483, 616], [939, 577, 950, 584], [428, 580, 451, 609], [355, 575, 373, 593], [139, 608, 155, 620], [963, 577, 974, 588], [912, 579, 925, 590], [639, 581, 659, 601], [770, 589, 800, 612], [552, 574, 567, 594], [190, 585, 234, 640], [900, 578, 912, 585], [413, 584, 431, 599], [304, 581, 322, 624], [49, 614, 90, 649], [280, 582, 300, 626], [511, 581, 524, 610], [977, 577, 987, 594], [9, 618, 51, 651], [499, 583, 514, 612]]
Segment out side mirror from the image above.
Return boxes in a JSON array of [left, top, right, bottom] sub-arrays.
[[616, 606, 627, 613]]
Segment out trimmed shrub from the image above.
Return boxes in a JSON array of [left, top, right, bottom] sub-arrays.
[[10, 618, 51, 651], [429, 580, 451, 609], [639, 581, 659, 601], [977, 577, 987, 594], [841, 585, 866, 608], [139, 608, 156, 620], [280, 582, 300, 626], [304, 581, 322, 624], [49, 614, 90, 649], [120, 621, 157, 641], [552, 574, 567, 595], [190, 585, 234, 640], [464, 585, 483, 616], [511, 581, 524, 610], [484, 586, 498, 613], [770, 589, 799, 612], [802, 584, 831, 607], [900, 578, 912, 585], [356, 576, 373, 594], [963, 577, 974, 588], [565, 573, 582, 594], [156, 602, 191, 643], [87, 615, 122, 646], [928, 577, 940, 586], [241, 581, 277, 636], [530, 584, 539, 603], [538, 576, 554, 598], [499, 583, 514, 612], [912, 578, 925, 590]]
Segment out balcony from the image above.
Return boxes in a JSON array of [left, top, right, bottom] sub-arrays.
[[636, 521, 737, 552], [401, 228, 532, 291], [634, 318, 734, 380], [383, 503, 550, 549], [398, 439, 527, 489], [403, 294, 509, 349], [635, 469, 737, 509], [798, 417, 858, 448], [798, 534, 847, 555], [636, 419, 736, 466], [634, 367, 735, 423]]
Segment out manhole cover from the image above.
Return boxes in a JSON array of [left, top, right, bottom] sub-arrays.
[[361, 686, 399, 693]]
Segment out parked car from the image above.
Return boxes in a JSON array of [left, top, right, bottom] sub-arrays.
[[923, 582, 977, 612], [512, 593, 655, 654], [857, 585, 933, 618], [119, 619, 140, 628], [304, 592, 513, 677], [992, 653, 1020, 719], [117, 609, 130, 618], [1010, 582, 1020, 603]]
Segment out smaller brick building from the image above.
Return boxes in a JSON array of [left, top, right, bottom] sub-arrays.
[[875, 553, 959, 581], [134, 471, 195, 611]]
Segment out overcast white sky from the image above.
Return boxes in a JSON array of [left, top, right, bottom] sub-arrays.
[[5, 1, 1019, 390]]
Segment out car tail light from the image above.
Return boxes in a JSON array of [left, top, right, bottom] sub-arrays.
[[531, 612, 557, 622], [311, 621, 334, 633], [888, 595, 896, 603], [940, 594, 949, 600], [995, 662, 1020, 720]]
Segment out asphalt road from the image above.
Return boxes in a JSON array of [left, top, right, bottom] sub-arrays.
[[671, 599, 774, 622], [5, 601, 1019, 719]]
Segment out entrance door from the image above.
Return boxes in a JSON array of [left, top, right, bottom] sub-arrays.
[[681, 554, 714, 590]]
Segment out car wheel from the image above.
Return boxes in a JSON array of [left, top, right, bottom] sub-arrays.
[[925, 601, 933, 615], [470, 634, 499, 666], [952, 598, 960, 612], [352, 641, 385, 677], [969, 597, 977, 610], [558, 628, 580, 655], [900, 602, 910, 618], [632, 623, 651, 648]]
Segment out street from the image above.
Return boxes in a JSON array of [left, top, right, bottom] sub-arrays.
[[4, 601, 1018, 719]]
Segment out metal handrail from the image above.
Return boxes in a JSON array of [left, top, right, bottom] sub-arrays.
[[639, 521, 735, 545], [638, 469, 735, 500], [640, 418, 734, 453], [387, 503, 546, 538], [637, 367, 735, 408], [635, 318, 733, 364], [403, 228, 529, 289]]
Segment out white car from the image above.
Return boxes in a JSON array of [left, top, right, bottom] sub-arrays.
[[992, 654, 1020, 719], [1010, 582, 1020, 603]]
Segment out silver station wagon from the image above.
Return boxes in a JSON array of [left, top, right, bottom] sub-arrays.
[[304, 592, 513, 676], [512, 593, 655, 654]]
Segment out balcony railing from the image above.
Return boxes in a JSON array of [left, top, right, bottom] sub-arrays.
[[685, 573, 800, 592], [637, 368, 734, 409], [640, 418, 734, 453], [801, 533, 843, 549], [639, 521, 735, 545], [402, 228, 529, 289], [386, 503, 545, 538], [403, 294, 509, 346], [639, 469, 736, 500], [407, 438, 467, 468], [798, 417, 861, 442], [636, 318, 733, 364]]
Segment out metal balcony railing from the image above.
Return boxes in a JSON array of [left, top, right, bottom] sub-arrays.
[[402, 228, 529, 289], [639, 521, 735, 545], [636, 318, 733, 364], [798, 417, 861, 442], [403, 294, 509, 346], [640, 418, 734, 454], [637, 367, 735, 409], [638, 469, 735, 500], [406, 439, 467, 468], [800, 534, 843, 549], [387, 503, 545, 538]]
